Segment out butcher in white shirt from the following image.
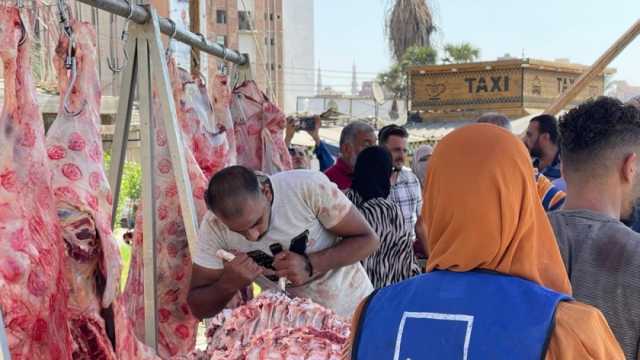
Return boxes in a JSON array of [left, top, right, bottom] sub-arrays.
[[188, 166, 379, 318]]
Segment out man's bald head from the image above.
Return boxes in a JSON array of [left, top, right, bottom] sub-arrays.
[[204, 166, 262, 219]]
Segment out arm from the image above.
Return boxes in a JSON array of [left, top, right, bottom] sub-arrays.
[[273, 206, 379, 285], [188, 253, 263, 319], [307, 115, 334, 171], [414, 216, 428, 258], [310, 206, 379, 274], [285, 117, 296, 148]]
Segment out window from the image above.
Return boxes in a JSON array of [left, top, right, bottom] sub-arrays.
[[216, 35, 227, 47], [238, 11, 252, 30], [216, 10, 227, 24], [270, 13, 274, 21], [271, 63, 275, 71], [270, 37, 275, 46]]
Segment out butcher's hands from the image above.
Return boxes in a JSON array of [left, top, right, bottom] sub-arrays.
[[220, 252, 263, 289], [273, 251, 311, 286]]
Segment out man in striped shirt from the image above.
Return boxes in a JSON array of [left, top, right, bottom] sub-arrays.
[[477, 113, 566, 211]]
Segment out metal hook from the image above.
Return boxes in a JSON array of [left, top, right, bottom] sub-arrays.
[[57, 0, 73, 38], [16, 0, 27, 46], [218, 48, 228, 74], [190, 32, 206, 69], [165, 17, 177, 57], [107, 0, 132, 73], [62, 36, 86, 116]]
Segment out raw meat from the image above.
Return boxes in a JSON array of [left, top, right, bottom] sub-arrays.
[[211, 73, 237, 166], [47, 20, 135, 360], [113, 298, 161, 360], [0, 6, 73, 359], [168, 59, 231, 179], [230, 80, 292, 174], [216, 326, 347, 360], [123, 82, 209, 358], [193, 291, 349, 360]]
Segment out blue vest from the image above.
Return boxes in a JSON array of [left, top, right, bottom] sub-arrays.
[[352, 271, 571, 360]]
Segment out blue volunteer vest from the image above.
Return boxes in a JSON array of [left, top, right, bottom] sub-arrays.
[[353, 270, 571, 360]]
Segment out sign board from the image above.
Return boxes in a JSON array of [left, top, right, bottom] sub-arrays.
[[411, 68, 523, 111], [409, 59, 613, 121]]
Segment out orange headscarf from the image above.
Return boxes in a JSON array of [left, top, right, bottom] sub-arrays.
[[423, 124, 571, 294]]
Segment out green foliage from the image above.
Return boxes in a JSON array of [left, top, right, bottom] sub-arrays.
[[103, 151, 142, 227], [442, 43, 481, 64], [378, 46, 438, 98]]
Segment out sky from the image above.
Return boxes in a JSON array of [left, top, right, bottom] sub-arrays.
[[314, 0, 640, 91]]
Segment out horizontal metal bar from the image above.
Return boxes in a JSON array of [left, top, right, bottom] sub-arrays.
[[74, 0, 248, 65]]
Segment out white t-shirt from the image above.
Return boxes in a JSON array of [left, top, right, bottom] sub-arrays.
[[193, 170, 373, 317]]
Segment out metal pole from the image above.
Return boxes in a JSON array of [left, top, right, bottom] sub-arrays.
[[0, 311, 9, 360], [136, 24, 159, 350], [74, 0, 248, 65], [108, 37, 138, 225], [146, 9, 200, 255], [545, 19, 640, 115]]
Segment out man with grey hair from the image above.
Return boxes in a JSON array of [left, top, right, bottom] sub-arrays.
[[477, 112, 512, 131], [325, 121, 376, 190]]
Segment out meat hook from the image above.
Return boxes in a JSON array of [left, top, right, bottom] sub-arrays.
[[165, 17, 177, 58], [107, 0, 132, 73], [62, 37, 87, 116], [16, 0, 27, 46]]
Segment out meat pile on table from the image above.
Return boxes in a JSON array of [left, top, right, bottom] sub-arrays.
[[188, 292, 350, 360]]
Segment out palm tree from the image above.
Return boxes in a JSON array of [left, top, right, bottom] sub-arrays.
[[443, 43, 481, 63], [386, 0, 436, 61]]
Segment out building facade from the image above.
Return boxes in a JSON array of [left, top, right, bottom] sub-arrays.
[[282, 0, 315, 114], [206, 0, 285, 107]]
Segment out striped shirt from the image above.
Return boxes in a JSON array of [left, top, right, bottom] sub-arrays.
[[389, 167, 423, 241], [346, 190, 422, 288], [535, 171, 566, 211], [549, 210, 640, 359]]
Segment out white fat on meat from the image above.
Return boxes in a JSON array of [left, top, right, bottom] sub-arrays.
[[193, 291, 349, 360]]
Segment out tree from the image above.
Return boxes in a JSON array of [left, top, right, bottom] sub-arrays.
[[103, 151, 142, 227], [443, 43, 480, 64], [378, 46, 438, 99], [386, 0, 436, 61]]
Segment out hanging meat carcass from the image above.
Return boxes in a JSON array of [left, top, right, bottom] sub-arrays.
[[46, 20, 157, 360], [230, 80, 292, 174], [46, 20, 119, 360], [211, 73, 237, 166], [191, 292, 349, 360], [123, 83, 209, 358], [0, 6, 73, 359], [168, 58, 231, 179]]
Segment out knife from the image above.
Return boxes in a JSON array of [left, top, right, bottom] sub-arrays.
[[216, 249, 292, 297]]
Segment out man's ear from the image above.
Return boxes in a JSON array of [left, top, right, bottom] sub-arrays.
[[621, 152, 638, 184], [540, 132, 551, 145], [261, 182, 273, 201], [340, 143, 351, 157]]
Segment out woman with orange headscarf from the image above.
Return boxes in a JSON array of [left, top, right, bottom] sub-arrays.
[[347, 124, 622, 359]]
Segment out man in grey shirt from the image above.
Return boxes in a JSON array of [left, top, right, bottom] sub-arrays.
[[548, 96, 640, 359]]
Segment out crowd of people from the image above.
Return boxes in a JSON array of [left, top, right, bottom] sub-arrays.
[[188, 95, 640, 359]]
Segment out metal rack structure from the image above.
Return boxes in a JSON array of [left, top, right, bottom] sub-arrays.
[[86, 0, 248, 352]]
